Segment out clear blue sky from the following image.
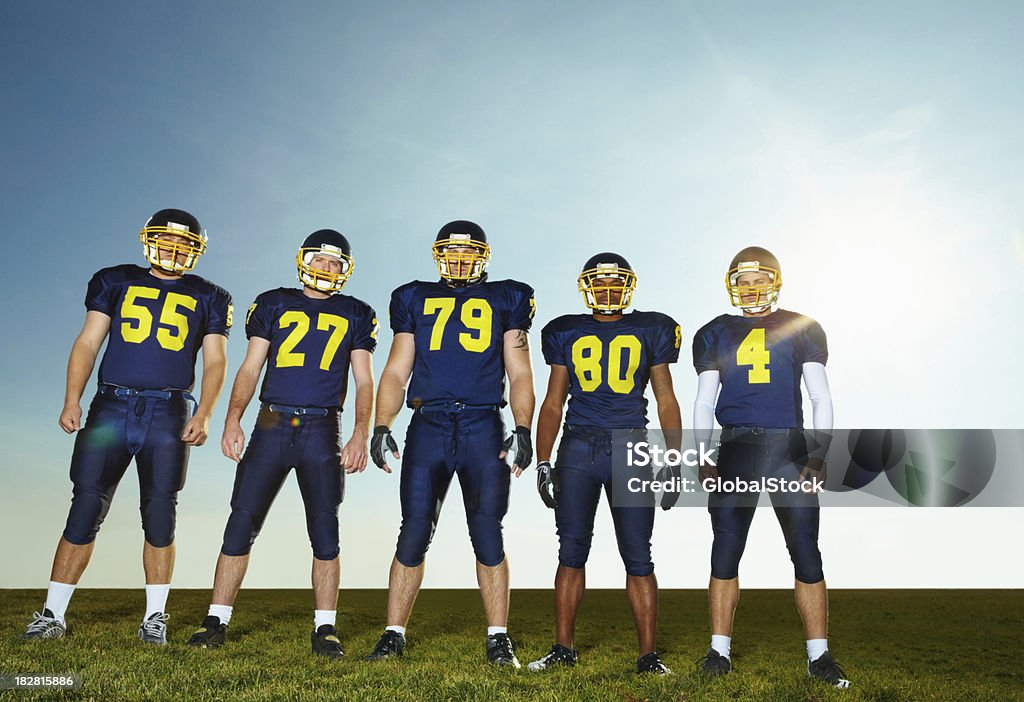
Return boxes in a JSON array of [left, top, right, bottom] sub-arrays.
[[2, 1, 1021, 589]]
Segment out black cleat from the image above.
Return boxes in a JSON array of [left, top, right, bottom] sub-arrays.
[[527, 643, 578, 671], [22, 609, 67, 640], [486, 633, 521, 669], [138, 612, 170, 645], [187, 615, 227, 648], [808, 651, 851, 688], [364, 629, 405, 661], [698, 647, 732, 677], [311, 624, 344, 659], [636, 651, 672, 675]]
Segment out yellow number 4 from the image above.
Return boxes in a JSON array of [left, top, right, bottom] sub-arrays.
[[737, 328, 770, 384]]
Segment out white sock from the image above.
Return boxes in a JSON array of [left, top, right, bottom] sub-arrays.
[[487, 626, 508, 637], [711, 634, 731, 659], [208, 604, 233, 625], [45, 581, 76, 622], [807, 638, 828, 662], [314, 610, 336, 630], [385, 625, 406, 636], [145, 584, 170, 620]]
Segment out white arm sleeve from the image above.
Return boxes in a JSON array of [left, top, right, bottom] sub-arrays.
[[801, 362, 833, 431], [693, 370, 720, 445]]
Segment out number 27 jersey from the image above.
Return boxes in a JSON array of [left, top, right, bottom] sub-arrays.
[[246, 288, 378, 409], [389, 279, 535, 408]]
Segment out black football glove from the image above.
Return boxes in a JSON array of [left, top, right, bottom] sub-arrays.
[[657, 462, 683, 510], [536, 461, 557, 509], [502, 425, 533, 471], [370, 425, 399, 471]]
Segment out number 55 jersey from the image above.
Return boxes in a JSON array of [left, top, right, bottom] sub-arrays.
[[86, 264, 233, 391]]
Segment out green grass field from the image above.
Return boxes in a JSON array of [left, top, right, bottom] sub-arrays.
[[1, 589, 1020, 701]]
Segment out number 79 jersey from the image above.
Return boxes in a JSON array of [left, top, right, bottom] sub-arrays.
[[86, 264, 233, 391], [247, 288, 378, 409], [692, 309, 828, 429], [541, 311, 681, 429], [389, 279, 536, 408]]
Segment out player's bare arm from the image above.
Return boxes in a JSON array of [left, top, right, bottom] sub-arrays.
[[59, 311, 111, 433], [220, 337, 270, 462], [536, 364, 569, 463], [182, 333, 228, 446], [650, 363, 682, 450], [371, 332, 415, 473], [341, 349, 374, 473], [502, 327, 536, 476]]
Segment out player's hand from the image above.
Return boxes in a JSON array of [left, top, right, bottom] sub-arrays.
[[536, 461, 557, 508], [657, 462, 682, 510], [501, 426, 533, 476], [696, 442, 720, 487], [341, 431, 369, 474], [221, 421, 247, 462], [181, 413, 210, 446], [800, 457, 827, 488], [58, 403, 82, 434], [370, 425, 400, 473]]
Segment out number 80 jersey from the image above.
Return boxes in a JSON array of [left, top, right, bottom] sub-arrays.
[[542, 311, 681, 429], [389, 279, 536, 408], [247, 288, 378, 409], [691, 309, 828, 429], [86, 264, 233, 391]]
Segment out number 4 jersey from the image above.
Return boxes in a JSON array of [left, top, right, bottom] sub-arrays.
[[247, 288, 378, 409], [541, 311, 681, 428], [692, 309, 828, 429], [86, 264, 233, 391], [389, 279, 536, 408]]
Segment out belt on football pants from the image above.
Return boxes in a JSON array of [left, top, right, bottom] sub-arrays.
[[263, 403, 333, 417], [98, 384, 198, 416], [417, 401, 501, 414], [563, 424, 647, 463], [722, 426, 796, 438]]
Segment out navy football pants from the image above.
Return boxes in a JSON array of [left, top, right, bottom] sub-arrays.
[[395, 407, 508, 567], [554, 425, 655, 577], [64, 391, 190, 547], [708, 429, 824, 584], [221, 407, 344, 561]]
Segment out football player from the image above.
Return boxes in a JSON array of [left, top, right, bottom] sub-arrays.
[[364, 220, 535, 667], [186, 229, 377, 658], [692, 246, 849, 687], [527, 253, 682, 675], [22, 209, 231, 645]]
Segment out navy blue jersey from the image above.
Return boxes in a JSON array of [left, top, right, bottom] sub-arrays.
[[542, 311, 680, 428], [389, 279, 535, 408], [246, 288, 378, 409], [692, 309, 827, 429], [86, 264, 232, 391]]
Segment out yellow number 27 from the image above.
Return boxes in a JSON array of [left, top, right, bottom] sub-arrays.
[[736, 328, 770, 384]]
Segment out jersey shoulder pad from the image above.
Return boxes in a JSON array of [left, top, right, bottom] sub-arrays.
[[541, 313, 586, 336], [92, 263, 147, 285], [630, 310, 678, 329]]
